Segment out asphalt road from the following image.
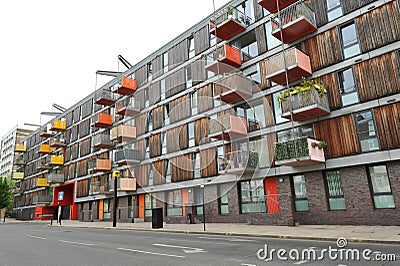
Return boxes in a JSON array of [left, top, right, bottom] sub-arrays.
[[0, 223, 399, 266]]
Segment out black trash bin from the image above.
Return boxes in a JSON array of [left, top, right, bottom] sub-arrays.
[[152, 208, 163, 229]]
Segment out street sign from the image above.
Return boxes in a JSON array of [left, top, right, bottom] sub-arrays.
[[112, 170, 121, 178], [58, 191, 64, 201]]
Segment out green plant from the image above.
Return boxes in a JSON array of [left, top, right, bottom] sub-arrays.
[[318, 141, 327, 149], [227, 5, 233, 16], [277, 77, 328, 107]]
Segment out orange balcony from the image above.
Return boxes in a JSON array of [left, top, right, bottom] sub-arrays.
[[274, 137, 326, 166], [38, 144, 52, 154], [15, 144, 27, 152], [50, 119, 66, 132], [113, 76, 137, 96], [92, 113, 113, 128], [205, 44, 242, 74], [92, 134, 114, 149], [271, 1, 317, 44], [209, 114, 248, 141], [94, 89, 116, 106], [257, 0, 298, 14], [214, 73, 253, 104], [209, 6, 252, 40], [88, 159, 112, 173], [265, 47, 312, 85], [116, 97, 140, 116], [118, 178, 136, 192], [111, 125, 136, 142]]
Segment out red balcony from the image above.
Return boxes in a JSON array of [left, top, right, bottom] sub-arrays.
[[205, 44, 242, 74], [271, 1, 317, 44], [116, 97, 140, 116], [94, 89, 116, 106], [209, 114, 247, 141], [257, 0, 298, 14], [113, 76, 137, 96], [92, 113, 113, 128], [209, 6, 252, 40], [265, 47, 311, 85], [214, 73, 253, 104]]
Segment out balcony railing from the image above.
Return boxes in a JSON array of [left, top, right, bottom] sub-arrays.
[[50, 137, 66, 148], [209, 5, 252, 40], [205, 43, 242, 75], [116, 97, 140, 116], [280, 88, 330, 121], [209, 114, 248, 141], [117, 178, 137, 192], [257, 0, 298, 14], [14, 154, 25, 165], [94, 89, 116, 106], [88, 159, 112, 173], [47, 173, 65, 183], [274, 137, 326, 166], [38, 144, 52, 154], [218, 150, 259, 174], [113, 76, 137, 96], [92, 134, 114, 149], [12, 171, 24, 180], [15, 144, 26, 152], [271, 1, 317, 44], [214, 73, 253, 104], [90, 181, 112, 195], [37, 178, 50, 187], [265, 47, 312, 85], [33, 195, 52, 205], [40, 124, 55, 138], [37, 158, 51, 170], [92, 113, 113, 128], [115, 149, 141, 166], [50, 119, 66, 132], [111, 125, 136, 142]]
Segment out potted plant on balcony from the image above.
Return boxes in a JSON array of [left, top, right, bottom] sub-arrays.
[[227, 5, 233, 19]]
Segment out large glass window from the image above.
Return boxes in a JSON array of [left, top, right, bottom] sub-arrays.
[[236, 0, 255, 24], [338, 67, 359, 106], [273, 91, 290, 124], [277, 126, 314, 142], [327, 0, 343, 21], [186, 65, 193, 88], [144, 194, 156, 217], [147, 164, 153, 186], [232, 31, 258, 63], [325, 171, 346, 211], [340, 22, 361, 59], [368, 165, 395, 209], [166, 190, 183, 216], [218, 183, 229, 214], [195, 187, 203, 215], [103, 199, 111, 219], [163, 52, 168, 73], [239, 180, 266, 214], [191, 91, 198, 115], [292, 175, 309, 211], [165, 161, 171, 183], [355, 110, 379, 152], [192, 153, 201, 179], [249, 138, 269, 168], [246, 98, 267, 131], [244, 63, 261, 85], [188, 36, 195, 59], [147, 62, 153, 82], [265, 21, 281, 50], [188, 122, 195, 148], [160, 79, 166, 101]]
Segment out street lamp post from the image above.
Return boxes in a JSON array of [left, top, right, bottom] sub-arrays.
[[112, 170, 121, 228], [200, 184, 205, 231]]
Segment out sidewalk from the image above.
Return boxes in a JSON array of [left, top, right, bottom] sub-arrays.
[[37, 219, 400, 245]]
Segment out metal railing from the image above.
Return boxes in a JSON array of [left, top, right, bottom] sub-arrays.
[[210, 5, 253, 30], [214, 73, 253, 98], [90, 181, 112, 194], [280, 89, 329, 114], [33, 195, 52, 205], [116, 97, 140, 113], [115, 149, 141, 162], [274, 136, 310, 161], [271, 1, 316, 32], [47, 173, 65, 183], [95, 89, 116, 103], [218, 150, 259, 172], [92, 134, 113, 147], [265, 47, 298, 76]]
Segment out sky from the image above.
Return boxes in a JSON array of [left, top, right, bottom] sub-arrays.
[[0, 0, 227, 138]]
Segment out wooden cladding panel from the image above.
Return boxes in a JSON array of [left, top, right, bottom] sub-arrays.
[[319, 73, 341, 111], [135, 65, 148, 87], [134, 165, 147, 188], [66, 112, 73, 128], [166, 125, 188, 153], [194, 118, 209, 146], [357, 1, 400, 53], [149, 133, 162, 158], [200, 148, 217, 178], [152, 106, 164, 130], [304, 0, 328, 27], [152, 160, 165, 186], [77, 159, 88, 177], [149, 81, 161, 106], [259, 59, 272, 90], [343, 0, 377, 14], [135, 139, 146, 161], [314, 115, 360, 158], [192, 59, 206, 86], [168, 39, 189, 70], [301, 27, 343, 71], [169, 94, 191, 123], [135, 90, 146, 111], [81, 99, 93, 119], [171, 154, 193, 182], [354, 51, 400, 102], [197, 84, 213, 113], [69, 163, 76, 180], [253, 0, 264, 21], [373, 103, 400, 150], [264, 95, 275, 127], [267, 133, 276, 166], [166, 68, 186, 98], [135, 113, 147, 136], [98, 151, 109, 159], [194, 25, 210, 55], [73, 106, 80, 123], [255, 24, 267, 54], [71, 143, 79, 160], [71, 125, 79, 142], [79, 120, 91, 137], [77, 179, 89, 198], [80, 138, 91, 157], [152, 55, 163, 79], [64, 147, 71, 163]]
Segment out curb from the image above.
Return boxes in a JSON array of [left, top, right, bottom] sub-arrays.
[[47, 224, 400, 245]]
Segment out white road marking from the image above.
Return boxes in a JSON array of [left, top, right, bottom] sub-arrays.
[[59, 240, 94, 246], [241, 263, 257, 266], [26, 235, 47, 240], [199, 236, 257, 242], [338, 264, 347, 266], [294, 261, 308, 265], [153, 243, 207, 254], [118, 247, 185, 258]]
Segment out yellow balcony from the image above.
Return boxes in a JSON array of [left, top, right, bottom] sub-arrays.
[[15, 144, 27, 152], [39, 144, 52, 154], [50, 155, 64, 165], [51, 119, 66, 131], [37, 178, 50, 187], [12, 172, 24, 180]]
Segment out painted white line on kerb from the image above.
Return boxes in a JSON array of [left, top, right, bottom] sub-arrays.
[[59, 240, 94, 246], [199, 236, 257, 242], [241, 263, 257, 266], [118, 247, 185, 259], [26, 235, 47, 240], [293, 261, 309, 265]]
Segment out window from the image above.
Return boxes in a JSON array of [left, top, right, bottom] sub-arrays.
[[338, 67, 359, 106], [128, 195, 134, 218], [147, 113, 153, 132], [236, 0, 255, 24], [191, 91, 198, 115], [160, 79, 166, 101], [163, 52, 168, 73], [188, 122, 195, 148], [327, 0, 343, 21], [166, 190, 183, 216], [188, 36, 195, 59], [165, 161, 171, 183], [325, 171, 346, 210], [277, 126, 314, 142], [217, 146, 226, 172], [147, 164, 153, 186], [186, 65, 192, 88], [239, 180, 266, 213], [244, 63, 261, 85], [147, 62, 153, 82], [144, 194, 156, 217], [232, 31, 258, 63], [162, 133, 167, 154], [103, 199, 111, 219], [246, 99, 267, 131], [210, 34, 217, 47], [249, 138, 268, 168], [265, 21, 281, 50], [292, 175, 309, 211], [368, 165, 395, 209], [192, 153, 201, 179], [273, 91, 290, 124], [218, 183, 229, 214], [145, 138, 150, 159], [340, 22, 361, 59], [355, 110, 379, 152], [194, 188, 203, 215]]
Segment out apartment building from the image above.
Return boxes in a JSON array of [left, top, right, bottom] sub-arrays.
[[13, 0, 400, 225]]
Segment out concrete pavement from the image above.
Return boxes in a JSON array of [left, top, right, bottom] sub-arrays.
[[3, 218, 400, 244]]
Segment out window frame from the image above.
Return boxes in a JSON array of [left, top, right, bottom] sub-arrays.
[[218, 183, 229, 215], [238, 179, 266, 214], [324, 170, 346, 211], [339, 21, 361, 59], [326, 0, 343, 22], [291, 175, 309, 212], [354, 110, 380, 153], [367, 164, 395, 209], [336, 67, 359, 107]]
